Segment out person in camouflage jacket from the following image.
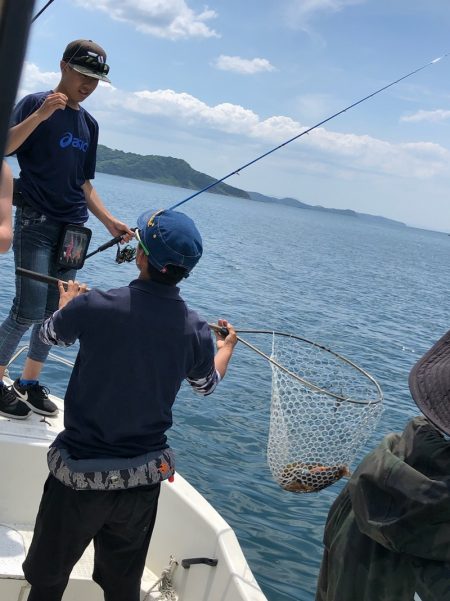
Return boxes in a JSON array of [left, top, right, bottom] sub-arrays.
[[316, 328, 450, 601]]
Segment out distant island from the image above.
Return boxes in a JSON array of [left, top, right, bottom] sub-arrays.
[[96, 145, 248, 200], [96, 145, 406, 228]]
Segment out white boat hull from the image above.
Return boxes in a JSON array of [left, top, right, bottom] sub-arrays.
[[0, 384, 267, 600]]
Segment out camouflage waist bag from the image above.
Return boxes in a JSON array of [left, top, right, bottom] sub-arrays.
[[47, 446, 175, 491]]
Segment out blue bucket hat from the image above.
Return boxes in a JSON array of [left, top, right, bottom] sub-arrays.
[[136, 209, 203, 275]]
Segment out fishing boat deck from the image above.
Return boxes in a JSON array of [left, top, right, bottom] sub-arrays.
[[0, 524, 163, 600], [0, 393, 64, 441], [0, 391, 162, 600], [0, 374, 267, 601]]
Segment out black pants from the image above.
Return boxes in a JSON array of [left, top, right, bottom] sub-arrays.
[[23, 475, 161, 601]]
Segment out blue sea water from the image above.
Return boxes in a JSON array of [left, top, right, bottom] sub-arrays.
[[2, 165, 450, 601]]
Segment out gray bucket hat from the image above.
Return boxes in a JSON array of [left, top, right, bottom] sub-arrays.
[[409, 329, 450, 436]]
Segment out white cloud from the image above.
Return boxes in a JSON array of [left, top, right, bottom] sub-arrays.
[[285, 0, 365, 24], [213, 55, 275, 75], [72, 0, 219, 40], [401, 109, 450, 123], [128, 90, 260, 134], [18, 62, 450, 180], [295, 93, 334, 121], [18, 64, 59, 96]]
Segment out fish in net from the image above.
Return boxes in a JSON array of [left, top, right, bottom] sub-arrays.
[[267, 331, 383, 493], [211, 325, 383, 494]]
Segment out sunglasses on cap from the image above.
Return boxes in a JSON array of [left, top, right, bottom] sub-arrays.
[[135, 209, 164, 255], [135, 228, 168, 273], [67, 54, 110, 77], [135, 228, 149, 256]]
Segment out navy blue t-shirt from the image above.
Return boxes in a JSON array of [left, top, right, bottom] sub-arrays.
[[50, 279, 215, 460], [11, 91, 98, 224]]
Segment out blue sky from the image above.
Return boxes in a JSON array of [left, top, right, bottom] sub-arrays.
[[18, 0, 450, 231]]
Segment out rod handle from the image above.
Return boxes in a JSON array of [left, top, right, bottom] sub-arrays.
[[16, 267, 90, 291], [85, 235, 122, 259], [208, 323, 230, 337], [95, 234, 124, 252], [85, 228, 137, 259]]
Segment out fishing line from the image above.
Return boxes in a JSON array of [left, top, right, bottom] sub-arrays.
[[168, 53, 449, 211], [31, 0, 57, 23]]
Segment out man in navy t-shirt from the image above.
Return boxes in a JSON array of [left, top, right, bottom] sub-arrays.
[[0, 39, 133, 420], [22, 208, 238, 601]]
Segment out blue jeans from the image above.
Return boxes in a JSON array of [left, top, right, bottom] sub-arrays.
[[0, 205, 76, 366]]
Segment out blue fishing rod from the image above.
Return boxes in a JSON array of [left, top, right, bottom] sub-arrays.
[[168, 53, 449, 211]]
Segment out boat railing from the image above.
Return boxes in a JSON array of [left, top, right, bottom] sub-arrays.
[[5, 345, 75, 378]]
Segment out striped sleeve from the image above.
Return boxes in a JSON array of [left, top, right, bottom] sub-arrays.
[[186, 365, 221, 396], [39, 311, 75, 347]]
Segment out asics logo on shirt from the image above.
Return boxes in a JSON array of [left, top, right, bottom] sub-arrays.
[[59, 132, 88, 152]]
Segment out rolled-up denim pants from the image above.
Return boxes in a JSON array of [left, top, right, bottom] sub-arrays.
[[0, 205, 76, 366]]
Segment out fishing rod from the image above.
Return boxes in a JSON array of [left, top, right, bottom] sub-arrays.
[[31, 0, 56, 23], [16, 267, 91, 291], [168, 53, 449, 211], [85, 233, 129, 260]]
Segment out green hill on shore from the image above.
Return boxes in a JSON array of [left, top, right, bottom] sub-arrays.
[[96, 145, 249, 199], [96, 144, 406, 227]]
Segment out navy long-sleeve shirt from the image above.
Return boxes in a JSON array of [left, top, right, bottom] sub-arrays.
[[41, 278, 218, 464]]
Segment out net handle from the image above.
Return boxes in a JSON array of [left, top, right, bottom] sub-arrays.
[[209, 325, 383, 405]]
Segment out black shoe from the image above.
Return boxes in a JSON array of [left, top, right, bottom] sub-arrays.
[[12, 379, 58, 417], [0, 384, 31, 419]]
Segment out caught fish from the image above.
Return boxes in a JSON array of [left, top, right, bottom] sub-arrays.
[[279, 462, 350, 493]]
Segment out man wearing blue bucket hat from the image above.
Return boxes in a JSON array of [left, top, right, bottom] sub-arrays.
[[22, 209, 238, 601]]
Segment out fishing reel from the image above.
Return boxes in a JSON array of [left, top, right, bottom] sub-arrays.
[[115, 244, 136, 264]]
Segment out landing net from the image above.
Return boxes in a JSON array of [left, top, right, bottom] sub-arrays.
[[240, 330, 383, 494]]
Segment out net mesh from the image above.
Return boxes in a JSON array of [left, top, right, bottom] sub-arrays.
[[266, 333, 383, 493]]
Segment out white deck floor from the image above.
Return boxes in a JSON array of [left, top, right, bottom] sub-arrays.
[[0, 394, 164, 600], [0, 369, 268, 601], [0, 382, 64, 441], [0, 523, 163, 600], [0, 394, 164, 601]]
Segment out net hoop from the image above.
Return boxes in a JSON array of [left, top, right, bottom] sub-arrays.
[[209, 324, 383, 493], [233, 328, 383, 493], [236, 329, 383, 405]]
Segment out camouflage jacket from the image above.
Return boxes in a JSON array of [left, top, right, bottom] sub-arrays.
[[316, 417, 450, 601]]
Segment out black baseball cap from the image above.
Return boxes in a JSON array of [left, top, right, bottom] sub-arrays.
[[62, 39, 111, 83]]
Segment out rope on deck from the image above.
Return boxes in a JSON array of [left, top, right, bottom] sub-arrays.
[[143, 555, 179, 601]]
